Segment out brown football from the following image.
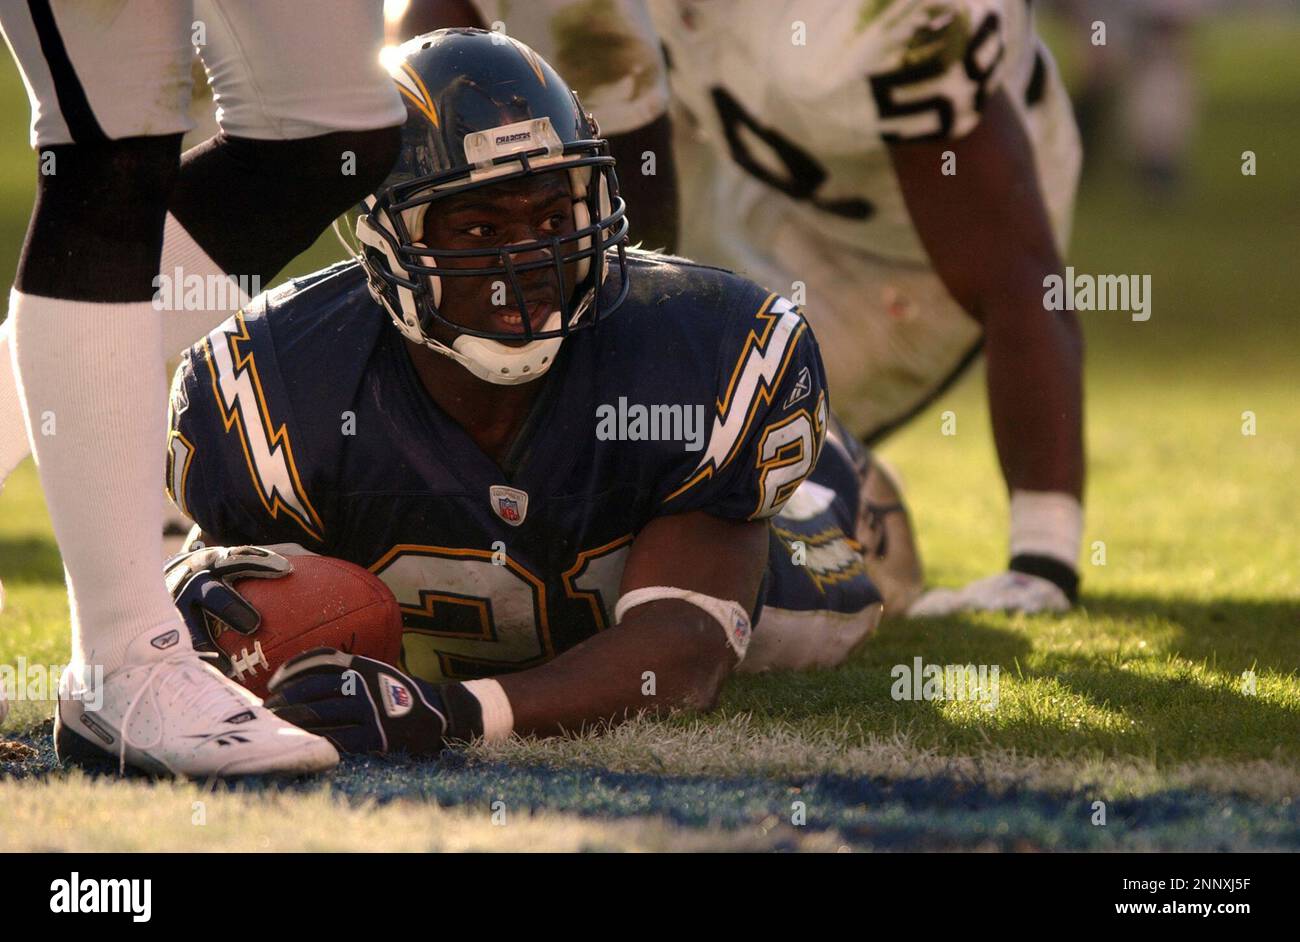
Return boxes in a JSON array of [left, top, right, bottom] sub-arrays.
[[209, 554, 404, 699]]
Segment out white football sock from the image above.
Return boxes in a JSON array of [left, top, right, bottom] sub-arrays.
[[0, 320, 29, 488], [10, 290, 187, 676], [0, 213, 249, 490]]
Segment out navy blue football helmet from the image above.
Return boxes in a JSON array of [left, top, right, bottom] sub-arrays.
[[354, 28, 630, 384]]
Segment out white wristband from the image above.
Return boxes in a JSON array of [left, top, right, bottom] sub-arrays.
[[460, 678, 514, 743], [1009, 490, 1083, 569], [614, 586, 752, 660]]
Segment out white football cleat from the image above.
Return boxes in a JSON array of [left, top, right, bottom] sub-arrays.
[[907, 570, 1070, 617], [55, 623, 338, 777]]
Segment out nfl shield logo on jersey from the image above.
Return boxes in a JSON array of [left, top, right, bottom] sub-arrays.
[[378, 673, 413, 718], [489, 484, 529, 526]]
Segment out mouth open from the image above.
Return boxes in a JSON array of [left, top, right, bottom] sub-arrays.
[[492, 297, 557, 336]]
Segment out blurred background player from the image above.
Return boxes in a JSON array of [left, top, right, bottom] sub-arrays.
[[1063, 0, 1211, 200], [0, 1, 403, 775], [394, 0, 1085, 617]]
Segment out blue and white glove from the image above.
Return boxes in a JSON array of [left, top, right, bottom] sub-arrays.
[[264, 649, 484, 757], [163, 545, 291, 670]]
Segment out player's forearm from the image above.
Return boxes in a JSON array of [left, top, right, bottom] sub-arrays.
[[889, 89, 1086, 499], [494, 603, 734, 737], [979, 280, 1086, 499]]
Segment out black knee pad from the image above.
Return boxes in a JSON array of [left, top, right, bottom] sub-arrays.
[[17, 135, 183, 301], [169, 126, 401, 284]]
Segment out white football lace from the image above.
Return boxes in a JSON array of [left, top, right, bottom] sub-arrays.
[[118, 651, 258, 775], [229, 642, 269, 680]]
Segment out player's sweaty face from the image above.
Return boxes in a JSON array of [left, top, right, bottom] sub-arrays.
[[419, 172, 580, 342]]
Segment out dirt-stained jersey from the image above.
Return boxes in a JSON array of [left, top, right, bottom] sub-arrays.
[[167, 252, 879, 684], [649, 0, 1081, 264], [469, 0, 671, 135]]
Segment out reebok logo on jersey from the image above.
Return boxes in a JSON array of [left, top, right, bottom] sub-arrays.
[[784, 366, 812, 408]]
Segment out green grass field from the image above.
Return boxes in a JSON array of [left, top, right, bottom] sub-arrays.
[[1, 13, 1297, 851]]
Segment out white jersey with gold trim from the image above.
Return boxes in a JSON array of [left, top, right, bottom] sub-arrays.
[[649, 0, 1080, 266], [469, 0, 671, 135], [646, 0, 1081, 437]]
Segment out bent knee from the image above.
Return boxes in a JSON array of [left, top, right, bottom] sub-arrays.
[[738, 604, 882, 674]]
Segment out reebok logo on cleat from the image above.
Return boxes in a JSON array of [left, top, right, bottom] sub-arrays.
[[224, 710, 255, 725], [79, 713, 115, 745], [150, 629, 181, 650]]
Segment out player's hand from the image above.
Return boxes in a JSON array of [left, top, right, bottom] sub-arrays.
[[907, 570, 1071, 617], [264, 649, 451, 757], [164, 545, 292, 664]]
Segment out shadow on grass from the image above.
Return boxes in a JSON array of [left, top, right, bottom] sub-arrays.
[[1082, 593, 1300, 677], [0, 535, 63, 587], [726, 594, 1299, 764]]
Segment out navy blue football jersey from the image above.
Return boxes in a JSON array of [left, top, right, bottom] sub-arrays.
[[167, 251, 879, 682]]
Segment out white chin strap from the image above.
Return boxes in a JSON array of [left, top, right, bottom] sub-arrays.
[[448, 311, 565, 385]]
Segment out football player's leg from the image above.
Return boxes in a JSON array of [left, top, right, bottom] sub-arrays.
[[0, 6, 229, 533], [0, 5, 182, 587], [0, 0, 198, 675], [173, 0, 403, 289], [1, 2, 336, 775], [0, 216, 250, 503], [4, 143, 182, 628], [1126, 5, 1196, 196], [740, 425, 883, 674]]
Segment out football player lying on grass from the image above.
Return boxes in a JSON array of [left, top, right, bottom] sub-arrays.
[[163, 30, 883, 758]]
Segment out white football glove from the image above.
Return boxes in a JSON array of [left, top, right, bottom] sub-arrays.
[[907, 570, 1071, 617]]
